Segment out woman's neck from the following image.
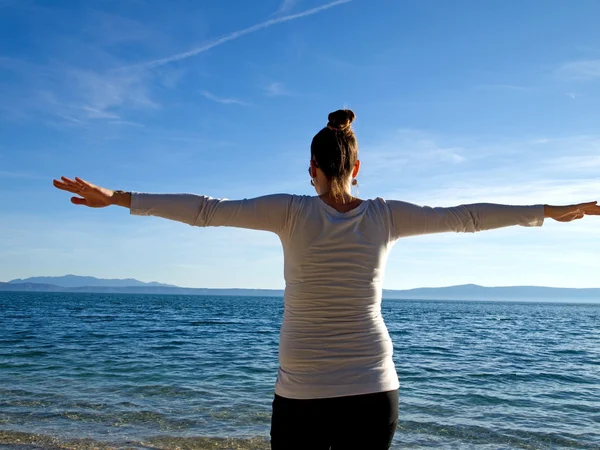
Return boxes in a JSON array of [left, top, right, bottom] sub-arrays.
[[319, 191, 360, 205]]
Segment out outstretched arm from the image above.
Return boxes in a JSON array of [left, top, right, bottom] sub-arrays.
[[387, 199, 599, 240], [52, 177, 292, 234]]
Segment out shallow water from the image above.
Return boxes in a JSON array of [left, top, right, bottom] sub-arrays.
[[1, 292, 599, 449]]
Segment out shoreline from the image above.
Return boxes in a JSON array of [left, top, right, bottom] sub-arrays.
[[0, 430, 271, 450]]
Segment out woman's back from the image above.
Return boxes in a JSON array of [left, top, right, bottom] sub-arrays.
[[277, 195, 399, 399]]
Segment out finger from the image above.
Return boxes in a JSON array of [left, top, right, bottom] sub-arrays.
[[53, 179, 78, 193], [71, 197, 88, 206], [581, 203, 600, 211], [53, 179, 67, 189], [61, 176, 77, 185], [60, 177, 82, 191], [75, 177, 94, 189], [580, 208, 597, 216], [574, 201, 598, 208]]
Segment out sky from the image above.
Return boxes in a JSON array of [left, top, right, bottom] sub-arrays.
[[1, 0, 599, 290]]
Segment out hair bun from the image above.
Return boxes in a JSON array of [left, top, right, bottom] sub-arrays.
[[327, 109, 355, 132]]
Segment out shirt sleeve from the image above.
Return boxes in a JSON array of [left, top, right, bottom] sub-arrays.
[[386, 200, 545, 240], [130, 193, 293, 235]]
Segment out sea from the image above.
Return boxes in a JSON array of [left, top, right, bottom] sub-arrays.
[[1, 292, 599, 449]]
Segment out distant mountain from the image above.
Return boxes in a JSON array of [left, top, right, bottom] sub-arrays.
[[382, 284, 600, 302], [1, 278, 599, 303], [8, 275, 174, 288]]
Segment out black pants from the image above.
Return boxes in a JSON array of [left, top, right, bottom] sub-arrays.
[[270, 389, 399, 450]]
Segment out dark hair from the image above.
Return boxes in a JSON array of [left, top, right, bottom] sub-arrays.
[[310, 109, 358, 201]]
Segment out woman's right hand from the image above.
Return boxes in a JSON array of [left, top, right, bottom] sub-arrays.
[[544, 202, 599, 222], [52, 176, 117, 208]]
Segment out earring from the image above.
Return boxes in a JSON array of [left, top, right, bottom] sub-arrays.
[[351, 178, 358, 186], [310, 179, 315, 186]]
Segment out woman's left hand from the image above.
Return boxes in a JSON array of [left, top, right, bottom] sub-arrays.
[[544, 202, 599, 222]]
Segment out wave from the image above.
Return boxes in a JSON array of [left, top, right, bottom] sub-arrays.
[[398, 420, 597, 449]]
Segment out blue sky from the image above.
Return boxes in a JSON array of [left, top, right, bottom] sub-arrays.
[[1, 0, 599, 289]]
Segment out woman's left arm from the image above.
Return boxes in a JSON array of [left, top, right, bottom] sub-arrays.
[[387, 199, 599, 239]]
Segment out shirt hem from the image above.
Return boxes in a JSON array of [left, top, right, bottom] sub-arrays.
[[274, 380, 400, 400]]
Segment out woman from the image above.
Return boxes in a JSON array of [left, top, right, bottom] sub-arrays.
[[53, 109, 598, 450]]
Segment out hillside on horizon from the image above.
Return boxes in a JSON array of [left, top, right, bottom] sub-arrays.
[[2, 276, 599, 303], [7, 275, 174, 288]]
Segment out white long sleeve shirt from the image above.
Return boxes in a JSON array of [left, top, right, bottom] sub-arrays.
[[131, 193, 545, 399]]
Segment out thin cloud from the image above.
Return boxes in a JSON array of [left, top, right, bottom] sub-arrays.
[[81, 106, 120, 119], [0, 61, 158, 124], [0, 170, 47, 180], [200, 90, 248, 106], [404, 178, 600, 207], [545, 154, 600, 172], [66, 67, 158, 115], [531, 135, 600, 172], [362, 128, 467, 178], [83, 10, 153, 46], [276, 0, 299, 15], [558, 59, 600, 80], [107, 120, 145, 127], [475, 84, 534, 92], [3, 2, 349, 124], [361, 130, 600, 209], [264, 81, 291, 97], [139, 0, 351, 68]]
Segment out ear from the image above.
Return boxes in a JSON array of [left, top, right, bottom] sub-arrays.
[[352, 159, 360, 178], [310, 159, 318, 178]]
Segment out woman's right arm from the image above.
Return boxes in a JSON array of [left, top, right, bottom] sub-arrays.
[[53, 177, 292, 234]]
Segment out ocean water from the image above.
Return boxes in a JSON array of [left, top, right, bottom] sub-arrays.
[[0, 292, 599, 450]]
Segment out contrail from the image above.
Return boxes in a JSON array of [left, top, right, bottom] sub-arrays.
[[143, 0, 351, 68]]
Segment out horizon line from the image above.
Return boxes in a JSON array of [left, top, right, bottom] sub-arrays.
[[3, 277, 600, 291]]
